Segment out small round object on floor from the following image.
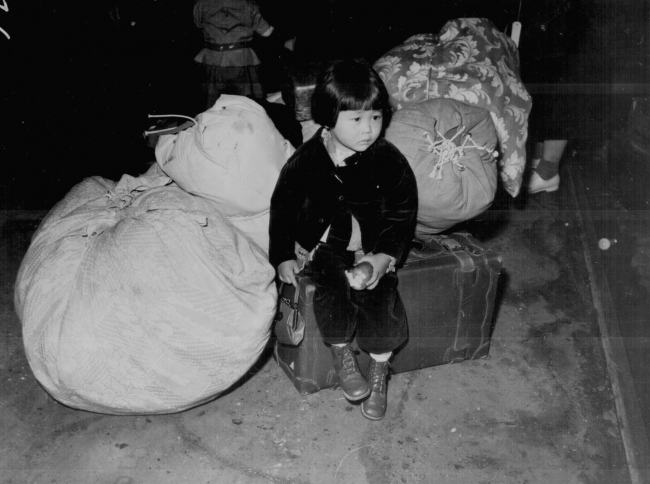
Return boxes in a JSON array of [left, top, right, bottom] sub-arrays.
[[598, 238, 617, 250]]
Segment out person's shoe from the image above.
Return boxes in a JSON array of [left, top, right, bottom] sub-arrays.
[[528, 172, 560, 194], [331, 345, 370, 401], [361, 359, 389, 421]]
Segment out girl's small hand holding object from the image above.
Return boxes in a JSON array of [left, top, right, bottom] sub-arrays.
[[278, 260, 300, 287], [345, 262, 374, 290], [348, 253, 392, 290]]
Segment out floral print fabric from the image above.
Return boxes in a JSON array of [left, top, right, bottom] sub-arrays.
[[374, 18, 531, 196]]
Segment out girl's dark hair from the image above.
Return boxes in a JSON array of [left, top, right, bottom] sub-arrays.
[[311, 59, 392, 130]]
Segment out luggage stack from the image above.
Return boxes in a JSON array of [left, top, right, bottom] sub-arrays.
[[280, 62, 327, 122], [274, 232, 502, 394]]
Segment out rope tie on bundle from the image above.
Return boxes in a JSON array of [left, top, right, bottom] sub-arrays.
[[423, 128, 498, 180]]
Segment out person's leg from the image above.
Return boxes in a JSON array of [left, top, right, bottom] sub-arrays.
[[361, 355, 391, 420], [241, 64, 265, 100], [353, 273, 408, 420], [306, 245, 358, 344], [352, 272, 408, 354], [529, 139, 567, 193], [537, 139, 567, 179], [531, 141, 544, 169], [304, 245, 369, 400], [201, 64, 224, 110], [221, 65, 265, 100]]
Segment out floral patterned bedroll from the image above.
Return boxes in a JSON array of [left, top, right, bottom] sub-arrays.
[[374, 18, 532, 197]]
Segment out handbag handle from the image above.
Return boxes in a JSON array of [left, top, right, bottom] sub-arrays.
[[274, 282, 305, 345], [277, 282, 300, 320]]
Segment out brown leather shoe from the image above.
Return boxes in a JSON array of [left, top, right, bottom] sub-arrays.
[[361, 359, 389, 421], [331, 345, 370, 401]]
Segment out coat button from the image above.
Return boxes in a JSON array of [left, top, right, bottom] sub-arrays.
[[319, 218, 324, 223], [338, 196, 344, 201]]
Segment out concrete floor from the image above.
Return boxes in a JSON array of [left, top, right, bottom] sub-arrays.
[[0, 148, 641, 483]]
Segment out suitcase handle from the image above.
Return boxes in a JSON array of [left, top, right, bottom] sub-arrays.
[[409, 236, 479, 285], [410, 238, 428, 254], [416, 235, 465, 253], [434, 236, 478, 286], [439, 238, 463, 251]]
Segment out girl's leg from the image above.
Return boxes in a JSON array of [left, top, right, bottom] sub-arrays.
[[353, 273, 409, 420], [352, 272, 408, 354], [304, 245, 369, 400], [362, 355, 391, 420], [305, 245, 358, 344]]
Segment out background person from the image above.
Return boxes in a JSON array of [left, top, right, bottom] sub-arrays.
[[193, 0, 274, 109]]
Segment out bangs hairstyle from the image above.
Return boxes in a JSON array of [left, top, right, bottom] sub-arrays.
[[311, 59, 392, 130]]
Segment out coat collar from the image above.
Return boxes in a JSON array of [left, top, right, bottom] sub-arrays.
[[309, 126, 382, 168]]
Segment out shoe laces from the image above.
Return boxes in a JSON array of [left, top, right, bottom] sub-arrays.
[[368, 360, 388, 393], [340, 347, 361, 376]]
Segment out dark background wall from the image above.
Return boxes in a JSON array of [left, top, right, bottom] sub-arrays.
[[1, 0, 647, 210]]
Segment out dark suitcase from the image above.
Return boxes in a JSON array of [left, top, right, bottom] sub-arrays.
[[280, 62, 327, 122], [273, 232, 502, 395]]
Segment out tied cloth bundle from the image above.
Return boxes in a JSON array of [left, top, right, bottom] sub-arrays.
[[423, 127, 498, 180]]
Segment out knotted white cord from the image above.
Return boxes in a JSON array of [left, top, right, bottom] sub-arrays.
[[423, 128, 498, 180]]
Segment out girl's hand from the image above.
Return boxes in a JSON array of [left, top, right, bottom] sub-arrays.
[[278, 260, 300, 287], [357, 253, 393, 290]]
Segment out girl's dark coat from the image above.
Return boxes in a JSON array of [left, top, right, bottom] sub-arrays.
[[269, 128, 418, 268]]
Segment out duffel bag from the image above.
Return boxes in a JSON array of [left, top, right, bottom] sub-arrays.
[[385, 98, 498, 235], [15, 166, 277, 414]]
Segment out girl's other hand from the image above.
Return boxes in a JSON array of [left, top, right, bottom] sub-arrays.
[[357, 253, 392, 290], [278, 260, 300, 287]]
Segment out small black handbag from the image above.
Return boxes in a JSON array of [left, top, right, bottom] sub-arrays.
[[273, 282, 306, 346]]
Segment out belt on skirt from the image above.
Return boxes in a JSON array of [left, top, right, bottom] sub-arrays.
[[204, 40, 249, 51]]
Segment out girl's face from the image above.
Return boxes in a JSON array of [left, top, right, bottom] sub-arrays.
[[329, 110, 382, 153]]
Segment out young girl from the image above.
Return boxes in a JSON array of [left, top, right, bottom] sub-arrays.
[[269, 59, 418, 420]]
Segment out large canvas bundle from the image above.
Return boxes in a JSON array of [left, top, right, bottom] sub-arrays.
[[374, 18, 531, 197], [155, 95, 295, 253], [385, 98, 498, 235], [15, 167, 277, 414]]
